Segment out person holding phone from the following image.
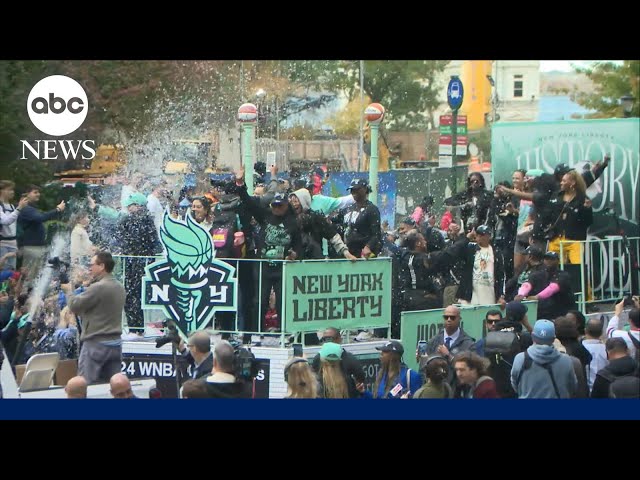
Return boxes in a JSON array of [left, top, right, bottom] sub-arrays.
[[17, 184, 66, 284], [606, 298, 640, 361], [0, 181, 29, 271]]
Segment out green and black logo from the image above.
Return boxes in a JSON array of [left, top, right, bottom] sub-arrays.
[[142, 212, 237, 336]]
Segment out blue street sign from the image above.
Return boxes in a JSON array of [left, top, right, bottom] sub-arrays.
[[447, 76, 464, 111]]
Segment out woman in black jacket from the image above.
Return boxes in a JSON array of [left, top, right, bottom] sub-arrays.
[[444, 173, 493, 233], [546, 169, 593, 265], [399, 231, 443, 311]]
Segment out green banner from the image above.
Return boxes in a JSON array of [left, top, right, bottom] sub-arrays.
[[400, 301, 538, 372], [282, 258, 392, 333], [491, 119, 640, 235]]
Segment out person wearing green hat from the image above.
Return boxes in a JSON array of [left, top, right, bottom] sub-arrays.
[[316, 341, 363, 398], [115, 192, 162, 333]]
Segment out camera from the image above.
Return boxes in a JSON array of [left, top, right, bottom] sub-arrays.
[[155, 320, 181, 348], [47, 256, 70, 285], [229, 339, 259, 381]]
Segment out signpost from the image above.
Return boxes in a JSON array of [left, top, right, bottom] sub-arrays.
[[446, 76, 465, 165]]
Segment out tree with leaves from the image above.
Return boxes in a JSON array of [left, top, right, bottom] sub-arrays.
[[574, 61, 639, 118]]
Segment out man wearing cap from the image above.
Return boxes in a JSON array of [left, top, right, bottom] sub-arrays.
[[114, 193, 162, 333], [235, 167, 303, 334], [510, 319, 577, 398], [453, 226, 504, 305], [341, 178, 382, 258]]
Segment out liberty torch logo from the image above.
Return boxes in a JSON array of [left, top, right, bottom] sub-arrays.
[[142, 212, 237, 337]]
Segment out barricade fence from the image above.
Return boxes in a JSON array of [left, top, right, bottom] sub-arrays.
[[111, 236, 638, 346], [112, 255, 392, 345], [557, 236, 639, 312]]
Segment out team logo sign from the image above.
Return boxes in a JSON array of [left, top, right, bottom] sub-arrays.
[[142, 212, 237, 336]]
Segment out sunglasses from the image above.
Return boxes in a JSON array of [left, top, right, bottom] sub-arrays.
[[486, 320, 499, 325], [321, 336, 337, 343], [443, 315, 458, 320]]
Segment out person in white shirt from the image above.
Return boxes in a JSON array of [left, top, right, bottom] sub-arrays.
[[0, 180, 29, 270], [146, 183, 166, 235], [70, 211, 95, 268], [470, 225, 497, 305], [581, 318, 608, 393], [606, 298, 640, 360]]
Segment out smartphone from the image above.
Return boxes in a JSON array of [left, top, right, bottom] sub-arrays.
[[417, 340, 428, 356], [622, 295, 634, 307], [292, 343, 303, 358]]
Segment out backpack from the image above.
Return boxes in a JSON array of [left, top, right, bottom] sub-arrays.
[[608, 374, 640, 398], [516, 350, 562, 398], [597, 367, 640, 398], [627, 331, 640, 363], [484, 330, 522, 398]]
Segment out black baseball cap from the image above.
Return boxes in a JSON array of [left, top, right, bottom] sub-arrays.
[[544, 251, 560, 260], [525, 245, 544, 258], [347, 178, 369, 191], [270, 192, 288, 207], [476, 225, 492, 236], [506, 301, 528, 322], [554, 163, 572, 176], [376, 340, 404, 355]]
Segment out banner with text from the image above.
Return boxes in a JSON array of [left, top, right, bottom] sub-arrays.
[[491, 119, 640, 236], [283, 258, 392, 333]]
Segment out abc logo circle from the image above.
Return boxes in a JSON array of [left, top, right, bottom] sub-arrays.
[[27, 75, 88, 136]]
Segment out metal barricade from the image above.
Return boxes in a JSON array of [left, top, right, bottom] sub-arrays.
[[112, 255, 393, 346], [558, 236, 639, 313]]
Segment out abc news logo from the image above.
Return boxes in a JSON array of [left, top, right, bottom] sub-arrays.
[[22, 75, 96, 160]]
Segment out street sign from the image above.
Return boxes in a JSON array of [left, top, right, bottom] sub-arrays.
[[438, 145, 453, 155], [438, 135, 452, 145], [447, 76, 464, 111], [439, 155, 453, 168]]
